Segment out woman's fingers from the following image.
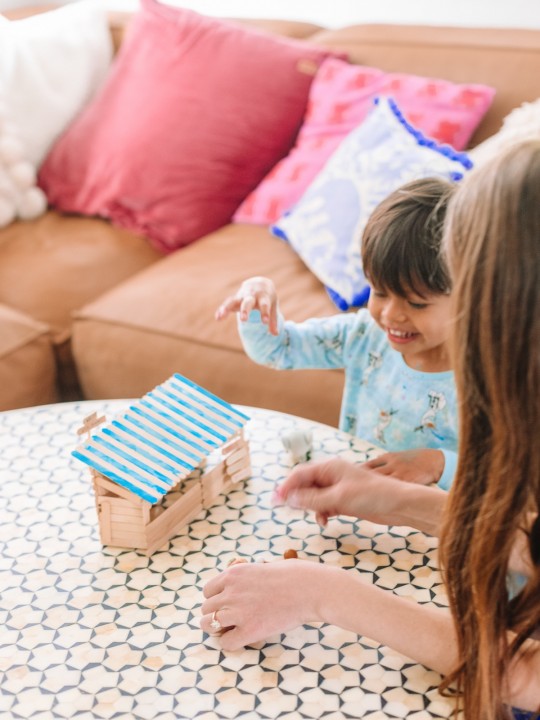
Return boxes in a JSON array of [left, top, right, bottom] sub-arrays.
[[200, 605, 236, 635], [278, 459, 342, 499]]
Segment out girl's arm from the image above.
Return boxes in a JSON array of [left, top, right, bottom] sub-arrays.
[[239, 310, 359, 371]]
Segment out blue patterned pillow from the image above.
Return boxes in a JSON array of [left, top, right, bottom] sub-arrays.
[[271, 96, 473, 310]]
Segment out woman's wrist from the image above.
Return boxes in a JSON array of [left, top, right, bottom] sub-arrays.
[[391, 481, 446, 536]]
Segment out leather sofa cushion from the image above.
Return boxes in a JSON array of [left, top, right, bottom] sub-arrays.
[[0, 210, 161, 341], [0, 304, 57, 410]]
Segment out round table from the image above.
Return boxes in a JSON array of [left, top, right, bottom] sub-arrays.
[[0, 400, 455, 720]]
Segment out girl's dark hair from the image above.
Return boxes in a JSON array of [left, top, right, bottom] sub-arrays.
[[361, 177, 456, 298]]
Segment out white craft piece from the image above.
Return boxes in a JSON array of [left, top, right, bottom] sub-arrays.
[[282, 428, 313, 463]]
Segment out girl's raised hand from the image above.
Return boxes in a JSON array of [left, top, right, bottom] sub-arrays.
[[215, 276, 279, 335]]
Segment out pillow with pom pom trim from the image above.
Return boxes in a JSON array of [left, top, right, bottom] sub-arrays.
[[271, 96, 473, 310]]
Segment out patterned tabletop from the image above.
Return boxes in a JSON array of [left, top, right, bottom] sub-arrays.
[[0, 400, 456, 720]]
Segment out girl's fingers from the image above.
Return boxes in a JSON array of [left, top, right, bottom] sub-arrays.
[[215, 296, 241, 319], [258, 295, 274, 327], [269, 302, 279, 336], [239, 295, 256, 320], [364, 453, 395, 469]]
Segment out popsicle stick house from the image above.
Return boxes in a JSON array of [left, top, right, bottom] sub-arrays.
[[73, 373, 251, 554]]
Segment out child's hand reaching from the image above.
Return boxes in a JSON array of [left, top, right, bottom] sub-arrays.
[[364, 448, 445, 485], [215, 276, 279, 335]]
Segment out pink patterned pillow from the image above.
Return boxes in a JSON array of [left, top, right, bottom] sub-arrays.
[[234, 56, 495, 225], [38, 0, 334, 253]]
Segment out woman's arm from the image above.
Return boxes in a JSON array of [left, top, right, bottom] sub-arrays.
[[276, 457, 448, 536], [201, 555, 540, 710], [201, 559, 458, 671]]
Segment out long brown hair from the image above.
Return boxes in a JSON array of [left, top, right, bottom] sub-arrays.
[[439, 140, 540, 719]]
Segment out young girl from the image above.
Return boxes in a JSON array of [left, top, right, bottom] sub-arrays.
[[202, 141, 540, 718], [217, 177, 458, 489]]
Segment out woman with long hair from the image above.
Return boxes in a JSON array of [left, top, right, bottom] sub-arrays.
[[201, 141, 540, 719]]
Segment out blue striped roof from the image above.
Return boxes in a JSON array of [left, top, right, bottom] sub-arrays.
[[73, 373, 249, 504]]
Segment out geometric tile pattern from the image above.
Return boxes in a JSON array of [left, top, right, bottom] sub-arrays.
[[0, 400, 457, 719]]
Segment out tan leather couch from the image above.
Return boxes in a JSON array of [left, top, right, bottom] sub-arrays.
[[1, 7, 540, 425]]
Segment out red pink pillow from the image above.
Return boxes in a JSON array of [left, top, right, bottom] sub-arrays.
[[38, 0, 334, 253], [234, 56, 495, 225]]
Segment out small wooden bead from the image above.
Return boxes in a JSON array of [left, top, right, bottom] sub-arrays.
[[283, 549, 298, 559], [228, 557, 249, 566]]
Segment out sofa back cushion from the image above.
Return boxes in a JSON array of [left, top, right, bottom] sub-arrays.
[[38, 0, 335, 253], [235, 56, 493, 225], [308, 23, 540, 146]]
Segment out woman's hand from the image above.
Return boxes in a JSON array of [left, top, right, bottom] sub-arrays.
[[274, 457, 406, 526], [275, 457, 446, 535], [200, 559, 334, 650], [215, 276, 279, 335], [364, 448, 445, 485]]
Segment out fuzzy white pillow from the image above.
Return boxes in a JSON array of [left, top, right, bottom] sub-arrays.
[[0, 0, 113, 227], [469, 98, 540, 166], [0, 101, 47, 227]]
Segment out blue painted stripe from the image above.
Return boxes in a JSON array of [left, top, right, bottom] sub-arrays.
[[72, 449, 159, 504], [168, 379, 243, 429], [123, 408, 208, 457], [172, 374, 250, 421], [92, 435, 172, 490], [143, 393, 227, 443], [132, 404, 218, 452], [102, 426, 182, 476], [154, 386, 233, 436], [111, 419, 198, 468]]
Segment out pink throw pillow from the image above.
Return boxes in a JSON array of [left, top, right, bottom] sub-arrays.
[[234, 56, 495, 225], [38, 0, 334, 253]]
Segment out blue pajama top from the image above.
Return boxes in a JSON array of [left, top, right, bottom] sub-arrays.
[[239, 308, 458, 489]]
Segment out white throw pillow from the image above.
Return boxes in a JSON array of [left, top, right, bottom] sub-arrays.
[[0, 0, 113, 168], [469, 98, 540, 166], [0, 0, 113, 227]]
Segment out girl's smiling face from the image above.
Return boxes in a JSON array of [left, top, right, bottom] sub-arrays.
[[367, 285, 453, 373]]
